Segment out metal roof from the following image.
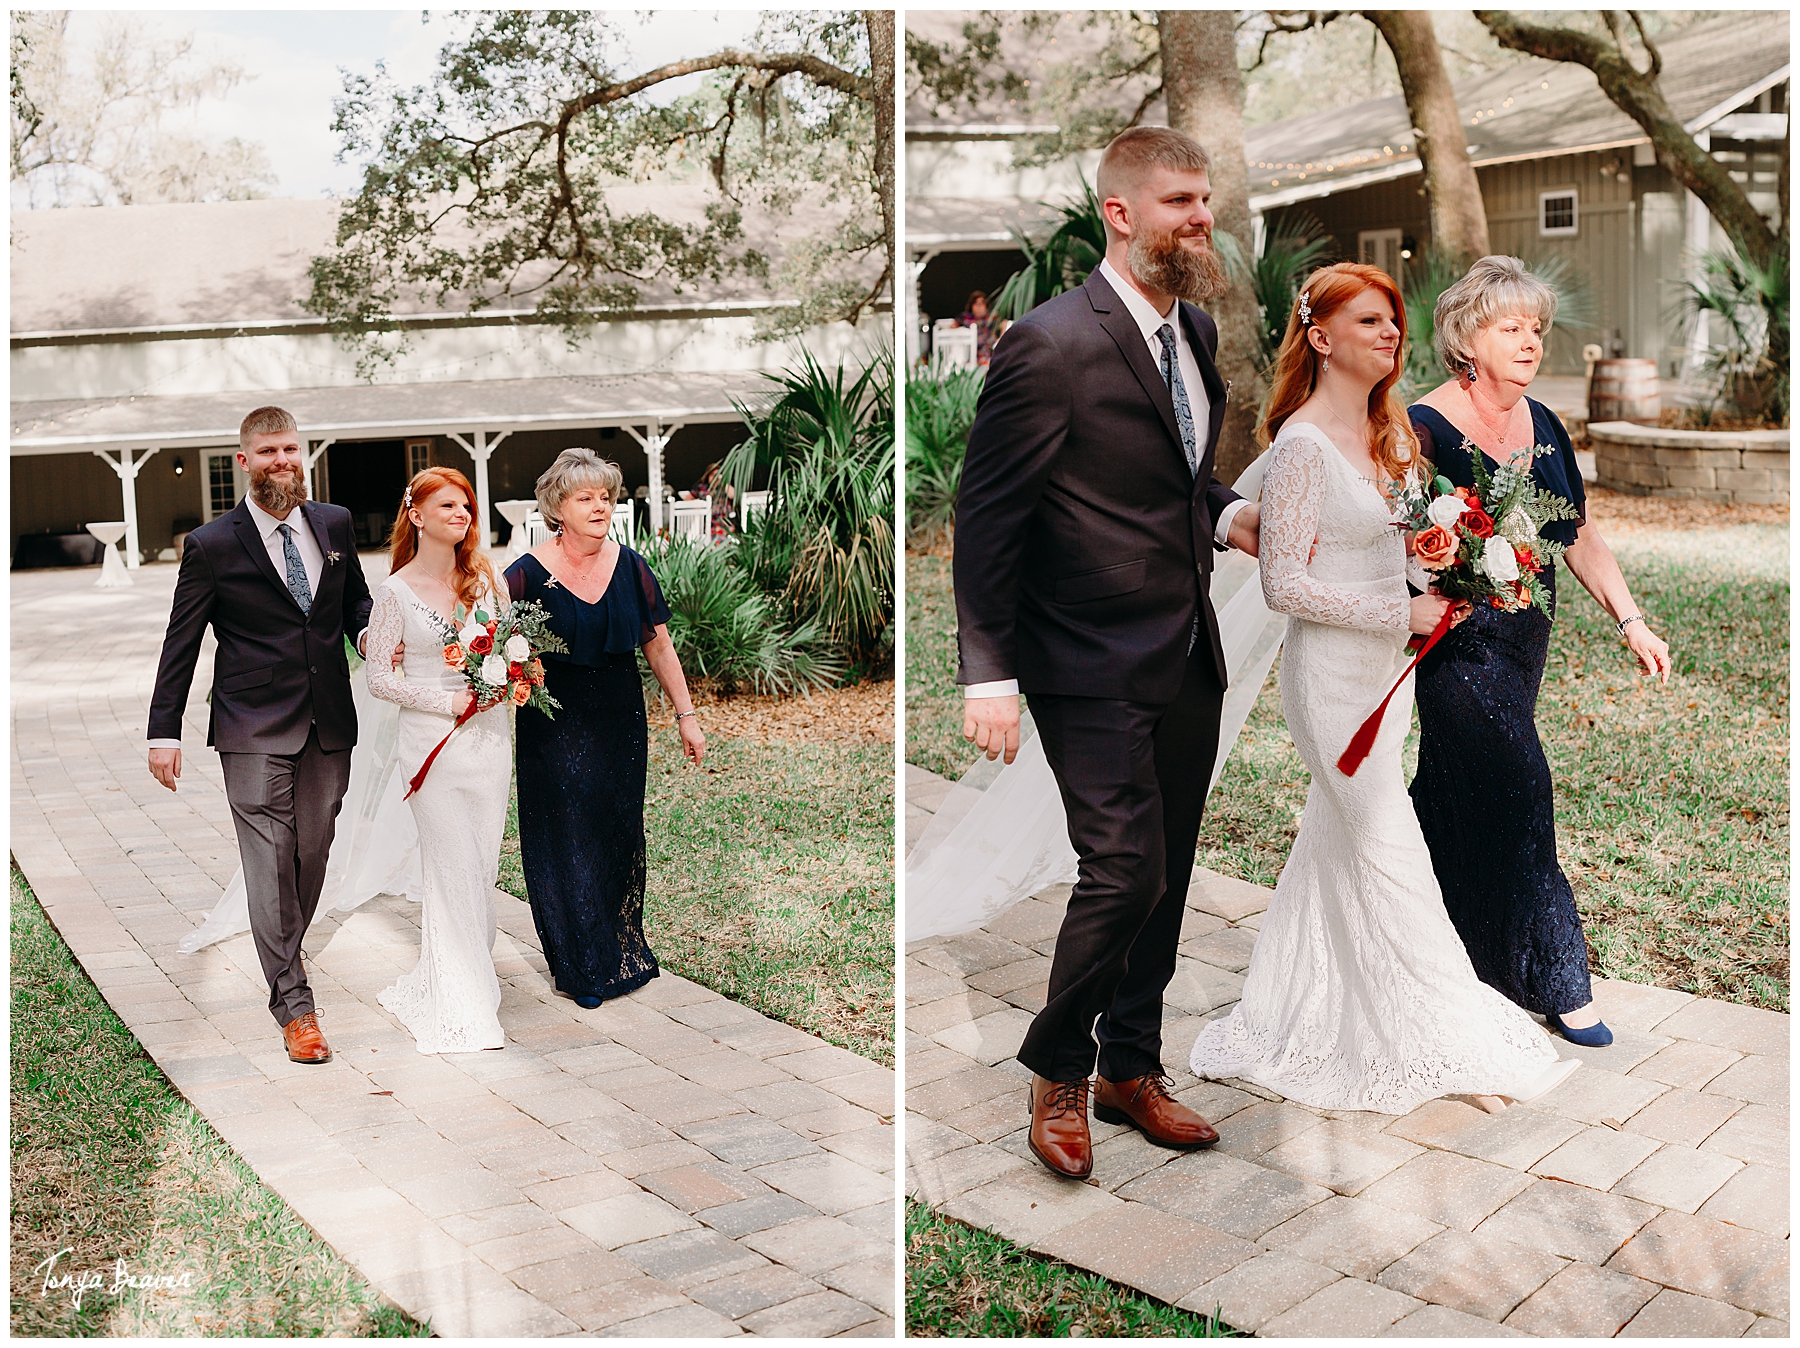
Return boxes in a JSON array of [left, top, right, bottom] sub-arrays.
[[10, 370, 778, 457], [906, 197, 1068, 251], [1239, 13, 1785, 206]]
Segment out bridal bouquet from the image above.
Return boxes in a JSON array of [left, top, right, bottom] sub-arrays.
[[1340, 442, 1580, 779], [436, 599, 568, 719], [1391, 441, 1582, 619], [406, 600, 569, 799]]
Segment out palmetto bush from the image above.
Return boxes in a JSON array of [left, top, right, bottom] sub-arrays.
[[906, 362, 984, 546], [990, 176, 1107, 320], [722, 349, 895, 673], [636, 535, 845, 695], [1676, 243, 1789, 426]]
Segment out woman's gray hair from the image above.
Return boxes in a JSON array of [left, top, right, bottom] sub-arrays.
[[1433, 255, 1559, 377], [535, 448, 624, 531]]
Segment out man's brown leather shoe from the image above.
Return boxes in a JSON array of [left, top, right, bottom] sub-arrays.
[[1027, 1074, 1093, 1178], [283, 1011, 332, 1064], [1094, 1071, 1217, 1148]]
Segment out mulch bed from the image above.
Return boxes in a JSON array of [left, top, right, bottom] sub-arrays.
[[648, 679, 895, 744], [1583, 485, 1789, 536]]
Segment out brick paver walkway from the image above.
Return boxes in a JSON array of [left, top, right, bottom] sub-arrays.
[[11, 564, 894, 1337], [904, 765, 1788, 1337]]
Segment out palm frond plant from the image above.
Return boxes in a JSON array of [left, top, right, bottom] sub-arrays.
[[1218, 211, 1334, 379], [636, 535, 845, 696], [721, 348, 896, 673], [905, 362, 984, 547], [1675, 242, 1789, 426], [989, 175, 1107, 321]]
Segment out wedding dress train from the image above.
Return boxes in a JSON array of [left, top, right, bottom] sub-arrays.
[[904, 453, 1286, 942], [1187, 424, 1566, 1113]]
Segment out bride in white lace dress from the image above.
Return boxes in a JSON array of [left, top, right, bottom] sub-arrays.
[[362, 469, 510, 1054], [1190, 264, 1575, 1114]]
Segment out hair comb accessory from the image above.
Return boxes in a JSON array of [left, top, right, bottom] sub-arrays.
[[1297, 291, 1312, 327], [403, 485, 414, 509]]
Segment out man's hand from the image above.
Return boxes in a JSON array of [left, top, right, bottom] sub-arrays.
[[1228, 503, 1260, 558], [149, 747, 182, 792], [963, 694, 1021, 765], [392, 639, 405, 671]]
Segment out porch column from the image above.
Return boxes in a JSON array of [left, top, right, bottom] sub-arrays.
[[1683, 131, 1713, 379], [908, 247, 941, 365], [624, 420, 685, 535], [92, 445, 160, 569], [447, 429, 513, 546], [304, 438, 335, 504]]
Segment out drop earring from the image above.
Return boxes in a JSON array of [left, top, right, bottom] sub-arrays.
[[1322, 355, 1330, 375], [1466, 363, 1478, 385]]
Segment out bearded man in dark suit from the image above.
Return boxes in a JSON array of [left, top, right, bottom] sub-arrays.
[[955, 126, 1262, 1177], [148, 406, 374, 1065]]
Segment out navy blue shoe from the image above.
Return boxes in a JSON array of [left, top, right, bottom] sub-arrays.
[[573, 994, 602, 1009], [1546, 1011, 1613, 1047]]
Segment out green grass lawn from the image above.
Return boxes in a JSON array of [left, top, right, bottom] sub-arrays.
[[499, 731, 895, 1067], [906, 1201, 1240, 1337], [10, 869, 427, 1338], [907, 519, 1789, 1011]]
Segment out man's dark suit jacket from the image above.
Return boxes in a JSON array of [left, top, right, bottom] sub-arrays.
[[147, 499, 374, 755], [954, 267, 1243, 704]]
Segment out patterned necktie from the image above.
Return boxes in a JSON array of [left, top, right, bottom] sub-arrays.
[[276, 522, 313, 615], [1157, 323, 1200, 478], [1157, 324, 1204, 655]]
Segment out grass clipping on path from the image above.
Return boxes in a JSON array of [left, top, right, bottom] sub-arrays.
[[9, 869, 425, 1338], [906, 1202, 1239, 1337], [906, 497, 1788, 1011], [499, 729, 896, 1067]]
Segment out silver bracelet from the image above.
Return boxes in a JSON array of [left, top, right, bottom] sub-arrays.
[[675, 710, 698, 722], [1616, 614, 1646, 637]]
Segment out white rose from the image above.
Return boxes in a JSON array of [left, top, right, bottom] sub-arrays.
[[1426, 495, 1470, 529], [505, 633, 531, 662], [480, 654, 507, 684], [1481, 534, 1520, 583], [458, 622, 486, 646], [1499, 509, 1535, 545]]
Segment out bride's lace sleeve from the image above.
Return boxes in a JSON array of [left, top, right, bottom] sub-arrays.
[[364, 585, 459, 715], [1260, 430, 1410, 634]]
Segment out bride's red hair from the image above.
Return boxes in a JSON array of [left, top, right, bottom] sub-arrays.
[[386, 467, 497, 615], [1258, 262, 1419, 484]]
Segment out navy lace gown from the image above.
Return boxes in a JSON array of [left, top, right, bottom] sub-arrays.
[[1408, 400, 1594, 1016], [505, 548, 670, 1003]]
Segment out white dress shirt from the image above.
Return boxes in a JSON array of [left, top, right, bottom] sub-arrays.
[[149, 499, 364, 747], [964, 258, 1252, 699]]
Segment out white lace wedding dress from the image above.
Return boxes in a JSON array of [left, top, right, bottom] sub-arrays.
[[1188, 423, 1564, 1113], [363, 576, 509, 1054]]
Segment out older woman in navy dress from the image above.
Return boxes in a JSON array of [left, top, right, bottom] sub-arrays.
[[505, 450, 706, 1008], [1408, 257, 1671, 1047]]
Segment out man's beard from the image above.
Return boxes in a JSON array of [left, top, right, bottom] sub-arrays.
[[1128, 223, 1230, 305], [250, 464, 308, 514]]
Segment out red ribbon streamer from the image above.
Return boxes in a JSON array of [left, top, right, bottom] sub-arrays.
[[404, 699, 479, 800], [1336, 606, 1458, 778]]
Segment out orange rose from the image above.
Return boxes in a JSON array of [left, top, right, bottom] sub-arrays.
[[511, 681, 532, 706], [1414, 524, 1457, 570], [1453, 487, 1471, 499], [528, 658, 545, 684], [443, 643, 466, 669]]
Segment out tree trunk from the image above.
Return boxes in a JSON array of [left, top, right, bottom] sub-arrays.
[[864, 9, 896, 304], [1160, 9, 1263, 483], [1475, 10, 1779, 269], [1365, 12, 1490, 263]]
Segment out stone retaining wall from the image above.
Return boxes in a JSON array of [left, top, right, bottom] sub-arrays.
[[1590, 421, 1789, 505]]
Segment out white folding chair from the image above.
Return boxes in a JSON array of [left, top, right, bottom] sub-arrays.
[[669, 499, 711, 542], [608, 505, 635, 547], [933, 324, 978, 369], [739, 490, 771, 531]]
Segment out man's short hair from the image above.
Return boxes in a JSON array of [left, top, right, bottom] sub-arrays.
[[1096, 126, 1212, 244], [239, 405, 298, 450]]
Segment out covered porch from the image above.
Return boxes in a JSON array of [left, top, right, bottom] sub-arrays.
[[11, 370, 772, 568]]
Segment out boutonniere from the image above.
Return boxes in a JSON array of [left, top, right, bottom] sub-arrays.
[[326, 550, 342, 565]]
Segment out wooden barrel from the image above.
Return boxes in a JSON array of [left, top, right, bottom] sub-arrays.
[[1588, 358, 1661, 426]]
